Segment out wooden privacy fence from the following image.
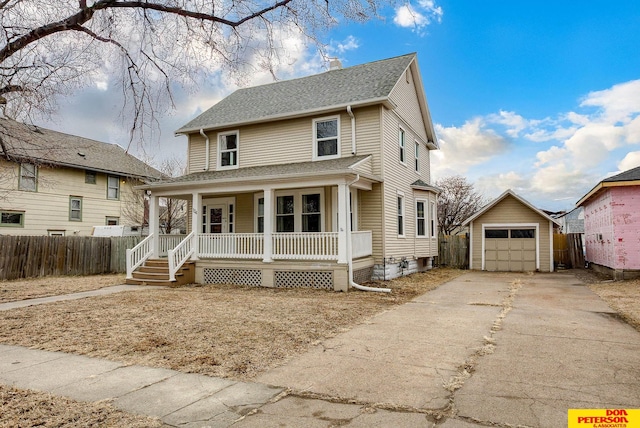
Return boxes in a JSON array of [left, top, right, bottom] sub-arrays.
[[553, 233, 585, 269], [438, 234, 469, 268], [0, 235, 143, 281]]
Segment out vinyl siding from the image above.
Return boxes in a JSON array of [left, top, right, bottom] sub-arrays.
[[389, 66, 428, 142], [0, 160, 144, 236], [359, 183, 384, 263], [470, 195, 552, 272], [379, 105, 437, 261], [235, 193, 254, 233], [186, 106, 382, 173]]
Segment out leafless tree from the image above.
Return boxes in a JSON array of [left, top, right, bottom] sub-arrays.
[[436, 175, 484, 236], [121, 155, 186, 233], [0, 0, 386, 149]]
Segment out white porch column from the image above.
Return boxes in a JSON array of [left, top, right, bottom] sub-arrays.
[[263, 187, 274, 263], [149, 194, 160, 258], [337, 182, 349, 264], [191, 192, 201, 260]]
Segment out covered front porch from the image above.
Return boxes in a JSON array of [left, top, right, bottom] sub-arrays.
[[127, 156, 380, 290]]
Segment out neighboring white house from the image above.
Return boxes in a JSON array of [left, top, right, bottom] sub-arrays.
[[129, 53, 440, 290], [0, 119, 162, 236]]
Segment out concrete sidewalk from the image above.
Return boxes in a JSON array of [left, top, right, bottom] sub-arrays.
[[0, 344, 283, 427], [1, 271, 639, 427], [0, 284, 167, 311]]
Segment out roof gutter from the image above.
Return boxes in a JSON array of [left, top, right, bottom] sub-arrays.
[[200, 128, 210, 171], [347, 105, 356, 155]]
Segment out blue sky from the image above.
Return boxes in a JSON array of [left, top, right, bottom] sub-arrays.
[[42, 1, 640, 212]]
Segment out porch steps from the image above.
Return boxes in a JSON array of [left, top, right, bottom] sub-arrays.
[[126, 259, 195, 287]]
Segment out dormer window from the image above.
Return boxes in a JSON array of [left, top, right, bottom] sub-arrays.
[[313, 116, 340, 160], [218, 131, 239, 169]]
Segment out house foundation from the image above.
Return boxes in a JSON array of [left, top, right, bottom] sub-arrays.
[[588, 262, 640, 281], [372, 257, 433, 281]]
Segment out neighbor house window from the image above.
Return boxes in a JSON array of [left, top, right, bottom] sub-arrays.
[[313, 117, 340, 159], [277, 195, 295, 232], [19, 163, 37, 191], [0, 210, 24, 227], [48, 230, 65, 236], [105, 216, 119, 225], [399, 128, 406, 164], [415, 142, 420, 172], [397, 194, 405, 236], [218, 131, 239, 169], [69, 196, 82, 221], [416, 200, 426, 237], [85, 170, 96, 184], [107, 176, 120, 200]]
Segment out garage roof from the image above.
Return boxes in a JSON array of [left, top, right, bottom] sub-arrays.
[[462, 189, 560, 226]]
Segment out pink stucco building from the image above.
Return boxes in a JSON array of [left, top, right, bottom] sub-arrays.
[[577, 166, 640, 279]]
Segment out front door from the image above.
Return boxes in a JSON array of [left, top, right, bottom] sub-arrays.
[[202, 204, 228, 233]]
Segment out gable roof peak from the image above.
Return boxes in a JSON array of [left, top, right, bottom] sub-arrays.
[[177, 53, 418, 134]]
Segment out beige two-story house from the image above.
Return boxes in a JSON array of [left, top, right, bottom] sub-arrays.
[[0, 119, 162, 236], [130, 53, 440, 290]]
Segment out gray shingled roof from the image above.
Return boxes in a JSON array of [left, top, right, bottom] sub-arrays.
[[149, 155, 376, 187], [603, 165, 640, 182], [0, 119, 162, 180], [177, 53, 416, 133], [411, 179, 441, 193]]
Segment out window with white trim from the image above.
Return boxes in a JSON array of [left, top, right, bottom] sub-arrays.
[[399, 128, 406, 164], [19, 163, 37, 191], [431, 201, 436, 237], [69, 196, 82, 221], [107, 176, 120, 200], [397, 194, 405, 237], [256, 189, 324, 233], [313, 117, 340, 159], [218, 131, 239, 168], [1, 210, 24, 227], [416, 200, 426, 237], [415, 142, 420, 172]]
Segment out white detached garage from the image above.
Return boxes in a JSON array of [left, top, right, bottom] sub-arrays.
[[463, 190, 559, 272]]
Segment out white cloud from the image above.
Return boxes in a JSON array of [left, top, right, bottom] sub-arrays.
[[487, 110, 530, 137], [432, 118, 510, 179], [393, 1, 443, 32], [580, 79, 640, 124], [617, 151, 640, 172]]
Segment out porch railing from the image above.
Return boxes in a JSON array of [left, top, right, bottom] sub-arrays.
[[272, 232, 339, 260], [126, 233, 154, 279], [167, 231, 195, 282], [198, 233, 264, 259], [159, 234, 187, 257], [351, 231, 373, 259]]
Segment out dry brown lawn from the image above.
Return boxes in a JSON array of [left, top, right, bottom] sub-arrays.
[[0, 384, 161, 428], [0, 268, 463, 381], [589, 278, 640, 331], [0, 274, 125, 303]]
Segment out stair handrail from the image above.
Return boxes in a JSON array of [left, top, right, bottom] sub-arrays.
[[167, 231, 195, 282], [126, 233, 154, 279]]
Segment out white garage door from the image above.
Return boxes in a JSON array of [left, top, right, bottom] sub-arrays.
[[484, 228, 536, 272]]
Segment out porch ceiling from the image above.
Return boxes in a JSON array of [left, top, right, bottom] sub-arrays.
[[141, 155, 381, 194]]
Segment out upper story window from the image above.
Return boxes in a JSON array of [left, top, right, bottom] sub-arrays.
[[218, 131, 239, 169], [19, 163, 37, 191], [399, 128, 406, 164], [107, 176, 120, 200], [85, 170, 96, 184], [313, 116, 340, 160], [415, 142, 420, 173]]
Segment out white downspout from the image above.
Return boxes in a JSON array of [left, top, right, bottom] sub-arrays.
[[345, 174, 391, 293], [200, 128, 210, 171], [347, 105, 356, 155]]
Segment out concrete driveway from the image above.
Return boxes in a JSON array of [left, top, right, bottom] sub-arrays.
[[240, 271, 640, 427]]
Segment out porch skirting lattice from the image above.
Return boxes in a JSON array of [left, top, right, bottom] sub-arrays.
[[203, 268, 262, 287], [274, 271, 333, 290]]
